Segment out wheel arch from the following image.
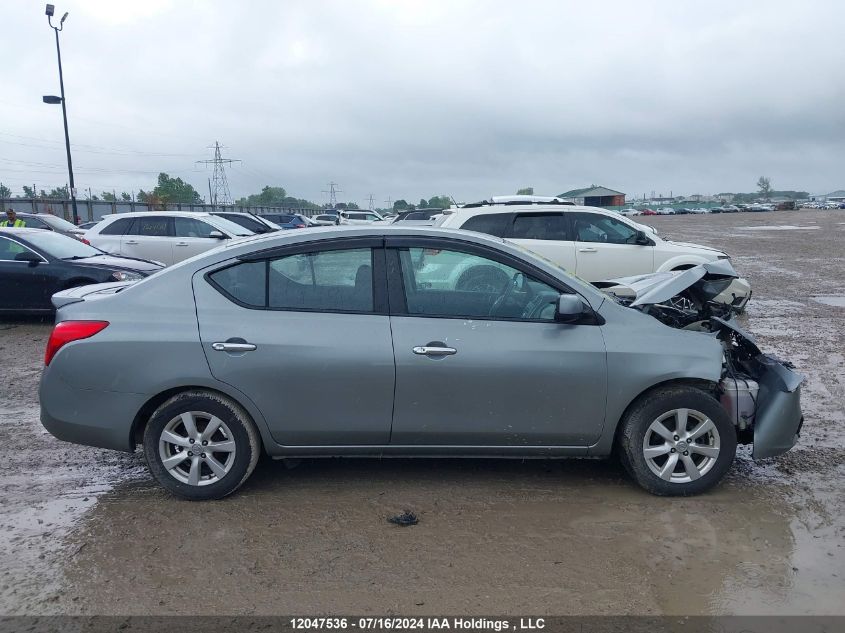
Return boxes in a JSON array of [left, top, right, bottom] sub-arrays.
[[604, 378, 718, 455], [130, 385, 268, 452]]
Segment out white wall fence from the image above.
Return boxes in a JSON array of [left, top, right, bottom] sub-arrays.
[[0, 198, 319, 222]]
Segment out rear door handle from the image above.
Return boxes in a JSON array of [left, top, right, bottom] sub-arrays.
[[413, 346, 457, 356], [124, 240, 138, 245], [578, 247, 597, 253], [212, 342, 257, 352], [176, 241, 188, 246]]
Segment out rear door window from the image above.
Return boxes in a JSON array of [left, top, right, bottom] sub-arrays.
[[99, 217, 134, 235], [127, 216, 172, 237], [510, 213, 571, 240], [269, 248, 374, 312]]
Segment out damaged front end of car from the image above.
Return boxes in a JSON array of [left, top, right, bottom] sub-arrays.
[[595, 261, 804, 459]]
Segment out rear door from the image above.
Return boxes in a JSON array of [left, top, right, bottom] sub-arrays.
[[121, 216, 174, 265], [569, 211, 654, 281], [173, 216, 225, 263], [193, 238, 395, 446], [89, 216, 133, 255], [504, 212, 578, 274]]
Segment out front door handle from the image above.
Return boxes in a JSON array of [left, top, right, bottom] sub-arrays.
[[413, 345, 457, 356], [212, 342, 257, 352], [578, 247, 597, 253], [176, 241, 188, 246], [124, 240, 139, 245]]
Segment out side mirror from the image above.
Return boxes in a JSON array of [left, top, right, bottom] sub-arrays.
[[556, 294, 586, 324], [208, 230, 227, 240], [634, 230, 652, 246], [14, 251, 42, 266]]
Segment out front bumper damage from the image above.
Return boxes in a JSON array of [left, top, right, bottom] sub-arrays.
[[712, 318, 804, 459]]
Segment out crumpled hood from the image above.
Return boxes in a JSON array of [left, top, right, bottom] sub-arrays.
[[593, 259, 740, 307]]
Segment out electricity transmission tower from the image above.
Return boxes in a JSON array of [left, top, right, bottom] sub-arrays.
[[322, 182, 341, 208], [197, 141, 240, 207], [384, 196, 392, 210], [367, 193, 375, 210]]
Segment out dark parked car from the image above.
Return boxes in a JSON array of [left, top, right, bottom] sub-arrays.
[[14, 212, 86, 240], [0, 228, 162, 314], [210, 212, 281, 234], [260, 213, 312, 229]]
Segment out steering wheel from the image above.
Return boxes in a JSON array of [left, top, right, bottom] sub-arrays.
[[489, 272, 532, 317]]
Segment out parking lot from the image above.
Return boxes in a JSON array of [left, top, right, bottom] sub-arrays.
[[0, 209, 842, 616]]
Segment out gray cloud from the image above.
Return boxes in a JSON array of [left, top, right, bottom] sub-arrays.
[[1, 0, 843, 204]]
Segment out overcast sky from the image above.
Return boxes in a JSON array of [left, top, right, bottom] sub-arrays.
[[2, 0, 843, 206]]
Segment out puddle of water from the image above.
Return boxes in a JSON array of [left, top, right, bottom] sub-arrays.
[[737, 225, 820, 231], [813, 296, 845, 307]]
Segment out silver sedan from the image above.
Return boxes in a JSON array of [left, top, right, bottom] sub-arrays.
[[39, 226, 803, 500]]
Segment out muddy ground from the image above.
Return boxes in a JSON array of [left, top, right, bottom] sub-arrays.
[[0, 209, 842, 616]]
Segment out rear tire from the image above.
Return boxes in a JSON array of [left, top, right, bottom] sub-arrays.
[[617, 386, 736, 496], [143, 390, 261, 500]]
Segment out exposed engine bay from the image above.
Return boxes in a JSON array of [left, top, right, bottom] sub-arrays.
[[594, 260, 803, 459]]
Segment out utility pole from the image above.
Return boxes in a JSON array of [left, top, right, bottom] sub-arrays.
[[197, 141, 240, 207], [367, 193, 375, 210], [43, 4, 79, 225], [322, 182, 341, 208]]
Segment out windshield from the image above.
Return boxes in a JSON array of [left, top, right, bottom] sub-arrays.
[[218, 214, 271, 233], [205, 215, 254, 237], [39, 214, 80, 231], [23, 231, 103, 259]]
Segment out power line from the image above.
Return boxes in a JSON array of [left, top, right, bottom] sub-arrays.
[[197, 141, 240, 206]]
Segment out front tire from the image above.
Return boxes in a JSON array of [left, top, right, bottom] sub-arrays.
[[143, 390, 261, 500], [617, 386, 736, 496]]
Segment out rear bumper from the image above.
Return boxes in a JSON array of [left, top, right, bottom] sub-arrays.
[[39, 368, 145, 452]]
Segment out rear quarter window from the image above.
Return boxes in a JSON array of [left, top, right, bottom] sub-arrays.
[[209, 261, 267, 307], [458, 213, 512, 237], [98, 217, 134, 235]]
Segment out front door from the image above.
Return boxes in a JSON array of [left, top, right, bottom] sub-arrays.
[[386, 238, 608, 447], [193, 240, 395, 446], [173, 216, 225, 263], [0, 236, 51, 311], [569, 211, 654, 281]]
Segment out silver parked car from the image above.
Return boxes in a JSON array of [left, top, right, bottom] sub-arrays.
[[39, 226, 803, 500]]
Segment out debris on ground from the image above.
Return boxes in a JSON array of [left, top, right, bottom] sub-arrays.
[[388, 511, 419, 526]]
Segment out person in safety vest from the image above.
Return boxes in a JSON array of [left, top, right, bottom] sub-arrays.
[[0, 209, 26, 228]]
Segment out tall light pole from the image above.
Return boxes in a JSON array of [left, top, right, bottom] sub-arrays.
[[43, 4, 79, 224]]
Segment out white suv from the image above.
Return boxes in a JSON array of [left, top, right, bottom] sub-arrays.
[[436, 198, 730, 281], [84, 212, 253, 266]]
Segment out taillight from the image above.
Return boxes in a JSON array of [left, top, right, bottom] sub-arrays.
[[45, 321, 109, 366], [294, 224, 306, 228], [81, 238, 91, 245]]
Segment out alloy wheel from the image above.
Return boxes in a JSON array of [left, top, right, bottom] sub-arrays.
[[158, 411, 237, 486], [642, 408, 721, 483]]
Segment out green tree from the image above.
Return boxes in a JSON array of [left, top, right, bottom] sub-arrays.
[[427, 195, 452, 209], [0, 183, 11, 199], [516, 187, 534, 195], [393, 199, 409, 211], [235, 186, 321, 210], [152, 172, 202, 204], [136, 190, 150, 203], [41, 186, 69, 199], [120, 192, 132, 201], [757, 176, 772, 200], [22, 185, 36, 198], [419, 198, 428, 208], [101, 191, 117, 202]]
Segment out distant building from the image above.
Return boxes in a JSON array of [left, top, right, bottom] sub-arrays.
[[825, 190, 845, 202], [558, 185, 625, 207]]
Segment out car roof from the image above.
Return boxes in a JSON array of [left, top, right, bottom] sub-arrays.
[[0, 226, 55, 235], [99, 211, 215, 219], [441, 203, 625, 220]]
